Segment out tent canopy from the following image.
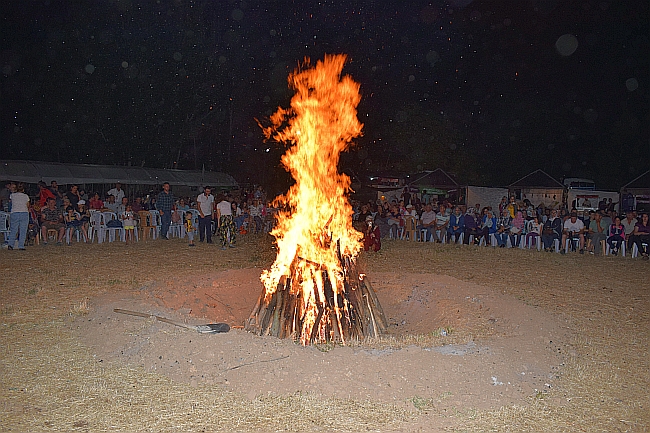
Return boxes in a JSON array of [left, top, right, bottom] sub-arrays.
[[508, 169, 564, 188], [0, 160, 237, 189]]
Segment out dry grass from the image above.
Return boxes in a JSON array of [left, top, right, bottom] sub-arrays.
[[1, 235, 649, 432]]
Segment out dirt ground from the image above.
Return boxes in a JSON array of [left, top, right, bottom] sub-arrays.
[[1, 234, 649, 432]]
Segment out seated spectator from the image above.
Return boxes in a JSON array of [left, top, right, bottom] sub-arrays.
[[249, 199, 264, 233], [386, 205, 402, 238], [61, 196, 73, 213], [417, 204, 437, 242], [362, 215, 381, 252], [64, 206, 86, 243], [132, 196, 145, 213], [629, 213, 650, 260], [587, 212, 607, 255], [495, 209, 512, 248], [510, 211, 525, 247], [482, 209, 498, 246], [434, 204, 449, 242], [561, 211, 585, 254], [176, 198, 190, 213], [76, 200, 90, 241], [89, 192, 104, 210], [40, 197, 65, 245], [447, 206, 465, 243], [607, 217, 625, 256], [232, 201, 245, 230], [462, 208, 484, 245], [103, 195, 119, 213], [116, 196, 129, 215], [525, 216, 541, 248], [621, 210, 638, 253], [542, 209, 562, 252]]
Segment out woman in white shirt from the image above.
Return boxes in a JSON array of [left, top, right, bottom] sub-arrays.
[[3, 183, 30, 250]]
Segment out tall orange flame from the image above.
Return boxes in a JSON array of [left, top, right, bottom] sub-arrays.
[[260, 54, 363, 344]]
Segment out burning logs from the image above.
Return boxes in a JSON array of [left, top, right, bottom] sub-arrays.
[[246, 54, 386, 345], [246, 254, 387, 345]]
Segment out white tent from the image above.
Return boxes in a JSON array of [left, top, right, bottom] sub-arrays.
[[466, 186, 509, 212], [0, 160, 237, 189]]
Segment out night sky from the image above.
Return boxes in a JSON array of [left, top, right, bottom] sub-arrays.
[[1, 0, 648, 191]]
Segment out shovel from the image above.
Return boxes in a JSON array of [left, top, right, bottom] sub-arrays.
[[114, 308, 230, 334]]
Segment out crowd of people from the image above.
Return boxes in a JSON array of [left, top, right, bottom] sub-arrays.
[[354, 191, 650, 260], [1, 180, 270, 251], [2, 180, 649, 260]]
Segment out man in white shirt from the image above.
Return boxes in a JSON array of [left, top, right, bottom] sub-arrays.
[[104, 195, 120, 213], [561, 211, 585, 254], [106, 183, 125, 203], [434, 204, 449, 242], [417, 204, 436, 242], [196, 186, 214, 243]]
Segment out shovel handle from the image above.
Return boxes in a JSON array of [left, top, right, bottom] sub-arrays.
[[114, 308, 153, 318]]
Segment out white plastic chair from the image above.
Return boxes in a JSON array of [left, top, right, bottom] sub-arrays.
[[168, 210, 183, 238], [89, 211, 106, 243], [149, 210, 162, 238], [0, 211, 10, 242], [102, 212, 124, 242]]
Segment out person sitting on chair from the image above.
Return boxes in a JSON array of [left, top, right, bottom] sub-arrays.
[[607, 216, 625, 256], [630, 213, 650, 260], [40, 197, 66, 245], [462, 208, 483, 245], [447, 206, 465, 243], [587, 212, 607, 255], [542, 209, 562, 252], [561, 211, 585, 254], [495, 209, 512, 248], [416, 204, 436, 242]]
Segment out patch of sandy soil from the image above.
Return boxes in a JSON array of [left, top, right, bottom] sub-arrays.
[[73, 268, 568, 414]]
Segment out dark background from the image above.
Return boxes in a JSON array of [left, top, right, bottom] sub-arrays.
[[1, 0, 648, 191]]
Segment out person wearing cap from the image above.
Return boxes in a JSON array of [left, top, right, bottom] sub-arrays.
[[107, 182, 125, 203], [561, 211, 585, 254]]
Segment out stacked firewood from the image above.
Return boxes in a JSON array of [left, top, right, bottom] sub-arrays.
[[246, 255, 387, 345]]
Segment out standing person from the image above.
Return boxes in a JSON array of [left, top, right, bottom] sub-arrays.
[[2, 183, 30, 250], [106, 182, 125, 203], [65, 185, 81, 208], [184, 211, 196, 247], [196, 186, 214, 243], [0, 181, 12, 212], [49, 181, 64, 208], [215, 195, 236, 249], [38, 181, 55, 208], [362, 215, 381, 252], [156, 182, 174, 240]]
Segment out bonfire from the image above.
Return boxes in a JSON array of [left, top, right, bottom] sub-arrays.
[[245, 54, 387, 345]]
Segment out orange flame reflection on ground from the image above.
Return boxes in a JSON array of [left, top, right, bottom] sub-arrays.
[[260, 54, 363, 344]]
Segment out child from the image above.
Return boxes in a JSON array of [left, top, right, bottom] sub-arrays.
[[64, 207, 85, 244], [121, 204, 135, 244], [184, 211, 195, 246], [525, 216, 541, 248]]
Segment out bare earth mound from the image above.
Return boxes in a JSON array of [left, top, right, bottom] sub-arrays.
[[74, 268, 567, 412]]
